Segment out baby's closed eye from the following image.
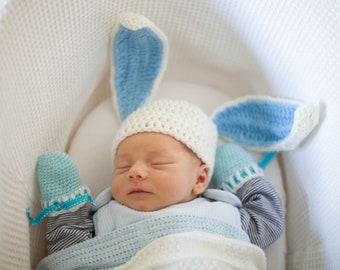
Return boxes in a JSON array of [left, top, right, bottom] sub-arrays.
[[114, 163, 131, 173], [150, 160, 175, 168]]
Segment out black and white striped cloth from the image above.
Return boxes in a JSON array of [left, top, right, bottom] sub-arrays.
[[46, 206, 94, 255], [238, 176, 284, 248]]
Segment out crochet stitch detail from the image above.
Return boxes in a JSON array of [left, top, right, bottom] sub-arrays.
[[213, 143, 263, 193], [38, 215, 249, 269], [26, 152, 94, 226], [112, 99, 218, 181], [27, 192, 94, 226]]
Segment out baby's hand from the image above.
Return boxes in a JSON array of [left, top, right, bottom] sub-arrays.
[[26, 152, 94, 226], [212, 144, 263, 193]]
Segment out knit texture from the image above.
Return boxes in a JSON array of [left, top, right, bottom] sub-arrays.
[[112, 99, 218, 181], [112, 13, 168, 121], [37, 215, 250, 269], [113, 232, 265, 270], [213, 96, 319, 152], [37, 152, 89, 206], [212, 143, 263, 193], [93, 198, 244, 237], [26, 152, 94, 226]]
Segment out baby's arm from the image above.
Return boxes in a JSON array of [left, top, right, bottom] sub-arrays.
[[213, 143, 284, 248], [237, 176, 284, 248], [26, 152, 95, 254]]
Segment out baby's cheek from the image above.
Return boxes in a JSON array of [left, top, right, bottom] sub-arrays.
[[111, 179, 121, 198]]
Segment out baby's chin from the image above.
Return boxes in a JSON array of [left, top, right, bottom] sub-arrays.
[[121, 200, 166, 212]]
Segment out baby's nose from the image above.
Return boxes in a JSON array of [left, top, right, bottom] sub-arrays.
[[128, 162, 148, 180]]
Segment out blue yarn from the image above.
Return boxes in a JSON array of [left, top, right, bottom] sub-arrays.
[[27, 192, 94, 226], [114, 24, 164, 121], [213, 99, 298, 147], [26, 151, 95, 226], [213, 144, 254, 190], [258, 152, 278, 169], [37, 152, 85, 202], [212, 143, 263, 193]]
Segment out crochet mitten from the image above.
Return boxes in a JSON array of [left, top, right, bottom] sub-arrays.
[[27, 152, 94, 226], [212, 143, 263, 193]]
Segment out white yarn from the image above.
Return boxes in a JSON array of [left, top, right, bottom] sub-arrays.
[[114, 231, 266, 270], [112, 99, 218, 181], [118, 13, 156, 30]]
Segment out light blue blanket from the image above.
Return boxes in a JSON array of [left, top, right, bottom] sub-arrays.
[[37, 214, 249, 270]]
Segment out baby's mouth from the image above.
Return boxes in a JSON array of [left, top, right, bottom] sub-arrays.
[[128, 189, 151, 195]]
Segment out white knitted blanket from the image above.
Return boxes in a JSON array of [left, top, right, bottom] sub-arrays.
[[114, 231, 266, 270], [37, 230, 265, 270]]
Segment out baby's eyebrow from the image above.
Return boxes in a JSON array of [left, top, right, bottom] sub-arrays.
[[114, 153, 131, 161], [147, 149, 169, 155]]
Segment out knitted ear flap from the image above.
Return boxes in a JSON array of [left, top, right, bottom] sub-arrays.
[[212, 96, 319, 152], [111, 13, 169, 122]]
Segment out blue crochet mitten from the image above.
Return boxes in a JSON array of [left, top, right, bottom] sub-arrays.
[[27, 152, 94, 226], [212, 143, 263, 193]]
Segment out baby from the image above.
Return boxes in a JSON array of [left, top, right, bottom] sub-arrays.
[[28, 99, 284, 267]]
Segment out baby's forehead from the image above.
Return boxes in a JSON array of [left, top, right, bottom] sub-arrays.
[[116, 132, 198, 158]]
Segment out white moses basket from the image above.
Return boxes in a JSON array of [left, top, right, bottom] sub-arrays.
[[1, 1, 339, 269]]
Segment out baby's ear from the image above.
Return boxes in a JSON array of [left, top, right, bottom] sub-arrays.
[[212, 96, 320, 152], [193, 164, 209, 195], [110, 13, 169, 122]]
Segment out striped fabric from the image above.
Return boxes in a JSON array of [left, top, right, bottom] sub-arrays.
[[46, 206, 94, 255], [238, 176, 284, 248]]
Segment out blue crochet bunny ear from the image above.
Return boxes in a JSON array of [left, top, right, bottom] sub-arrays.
[[111, 13, 168, 121], [212, 96, 320, 152]]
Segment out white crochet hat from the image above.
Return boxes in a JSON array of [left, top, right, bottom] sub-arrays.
[[112, 99, 218, 181]]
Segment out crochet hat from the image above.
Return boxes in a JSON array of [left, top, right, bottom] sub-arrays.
[[112, 99, 218, 181]]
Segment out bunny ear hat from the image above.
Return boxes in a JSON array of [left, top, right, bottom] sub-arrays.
[[109, 13, 320, 168], [109, 13, 219, 179], [110, 13, 169, 122]]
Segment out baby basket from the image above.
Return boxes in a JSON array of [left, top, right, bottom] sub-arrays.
[[1, 1, 339, 269]]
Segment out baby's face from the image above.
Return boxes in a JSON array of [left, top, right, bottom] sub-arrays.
[[112, 132, 208, 211]]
